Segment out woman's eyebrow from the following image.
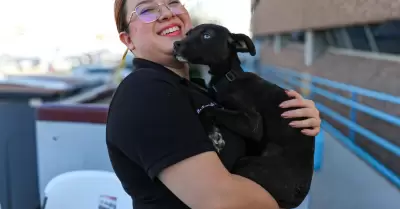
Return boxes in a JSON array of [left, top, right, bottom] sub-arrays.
[[135, 0, 154, 7]]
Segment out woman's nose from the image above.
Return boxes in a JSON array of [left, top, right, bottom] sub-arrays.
[[158, 5, 174, 21]]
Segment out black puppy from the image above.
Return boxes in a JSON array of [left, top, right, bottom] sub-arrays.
[[174, 24, 315, 209]]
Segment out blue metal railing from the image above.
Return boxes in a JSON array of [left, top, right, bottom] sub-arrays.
[[244, 64, 400, 188]]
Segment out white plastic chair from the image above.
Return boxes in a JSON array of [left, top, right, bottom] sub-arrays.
[[42, 170, 132, 209]]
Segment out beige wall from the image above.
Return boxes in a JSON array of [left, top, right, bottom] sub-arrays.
[[252, 0, 400, 35]]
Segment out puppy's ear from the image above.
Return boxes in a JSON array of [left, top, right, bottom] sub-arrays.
[[229, 33, 256, 56]]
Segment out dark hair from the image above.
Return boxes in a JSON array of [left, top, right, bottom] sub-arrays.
[[114, 0, 129, 33]]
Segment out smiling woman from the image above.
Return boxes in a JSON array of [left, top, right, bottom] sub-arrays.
[[106, 1, 320, 209]]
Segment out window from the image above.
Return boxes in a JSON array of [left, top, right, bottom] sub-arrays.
[[288, 31, 305, 43], [316, 20, 400, 55]]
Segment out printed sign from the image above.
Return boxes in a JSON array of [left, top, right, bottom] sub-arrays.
[[98, 195, 117, 209]]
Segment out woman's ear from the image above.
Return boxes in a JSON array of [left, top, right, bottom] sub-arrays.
[[119, 31, 136, 51], [229, 33, 256, 56]]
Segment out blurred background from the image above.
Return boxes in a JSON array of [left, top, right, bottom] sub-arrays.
[[0, 0, 399, 209]]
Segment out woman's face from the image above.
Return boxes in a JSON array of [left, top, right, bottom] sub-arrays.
[[121, 0, 192, 66]]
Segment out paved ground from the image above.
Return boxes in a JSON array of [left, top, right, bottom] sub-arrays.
[[309, 131, 400, 209]]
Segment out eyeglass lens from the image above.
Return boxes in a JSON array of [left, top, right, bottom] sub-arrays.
[[135, 1, 186, 23]]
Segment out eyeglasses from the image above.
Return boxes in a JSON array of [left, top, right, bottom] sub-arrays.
[[127, 0, 186, 25]]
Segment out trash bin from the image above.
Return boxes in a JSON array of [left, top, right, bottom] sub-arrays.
[[0, 75, 103, 209]]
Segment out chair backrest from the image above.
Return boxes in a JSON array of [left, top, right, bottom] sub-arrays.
[[43, 170, 132, 209]]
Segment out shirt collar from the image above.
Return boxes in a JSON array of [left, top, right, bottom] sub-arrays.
[[132, 58, 180, 78], [132, 58, 208, 89]]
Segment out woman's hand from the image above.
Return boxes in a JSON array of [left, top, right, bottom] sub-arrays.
[[279, 90, 321, 136]]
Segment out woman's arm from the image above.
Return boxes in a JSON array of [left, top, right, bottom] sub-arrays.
[[159, 151, 279, 209]]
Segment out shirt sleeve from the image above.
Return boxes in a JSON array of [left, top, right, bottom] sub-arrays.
[[106, 71, 215, 180]]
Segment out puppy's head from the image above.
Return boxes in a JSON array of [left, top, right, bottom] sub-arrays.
[[173, 24, 256, 66]]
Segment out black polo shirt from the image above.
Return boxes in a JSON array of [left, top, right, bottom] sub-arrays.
[[106, 58, 246, 209]]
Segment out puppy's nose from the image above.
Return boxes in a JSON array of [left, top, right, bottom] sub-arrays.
[[174, 41, 181, 48]]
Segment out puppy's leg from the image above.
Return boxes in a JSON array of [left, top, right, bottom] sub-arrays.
[[207, 107, 264, 143]]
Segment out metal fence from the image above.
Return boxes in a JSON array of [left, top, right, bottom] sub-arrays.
[[242, 63, 400, 188]]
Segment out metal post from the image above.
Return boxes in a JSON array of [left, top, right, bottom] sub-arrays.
[[273, 35, 282, 53], [305, 31, 314, 66], [305, 30, 328, 66], [254, 39, 262, 75], [349, 92, 358, 141], [314, 131, 324, 172]]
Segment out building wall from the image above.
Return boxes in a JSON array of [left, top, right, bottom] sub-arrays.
[[252, 0, 400, 35]]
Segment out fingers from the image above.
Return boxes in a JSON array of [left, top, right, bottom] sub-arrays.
[[281, 107, 319, 119], [301, 127, 321, 137], [280, 98, 315, 109], [285, 89, 303, 99], [289, 118, 320, 128], [279, 89, 322, 137]]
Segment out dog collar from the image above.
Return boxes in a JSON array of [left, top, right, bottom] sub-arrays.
[[211, 70, 238, 93]]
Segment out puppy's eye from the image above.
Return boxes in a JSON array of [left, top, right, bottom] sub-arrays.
[[203, 33, 211, 39]]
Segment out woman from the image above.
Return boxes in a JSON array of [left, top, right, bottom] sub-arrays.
[[106, 0, 321, 209]]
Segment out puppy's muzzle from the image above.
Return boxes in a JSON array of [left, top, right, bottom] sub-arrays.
[[173, 41, 188, 62]]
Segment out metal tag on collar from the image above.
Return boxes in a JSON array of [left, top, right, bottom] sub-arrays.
[[225, 71, 236, 82]]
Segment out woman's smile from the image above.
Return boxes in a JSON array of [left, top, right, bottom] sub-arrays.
[[160, 25, 182, 36]]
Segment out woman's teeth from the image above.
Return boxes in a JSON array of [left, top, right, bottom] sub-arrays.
[[160, 26, 180, 36]]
